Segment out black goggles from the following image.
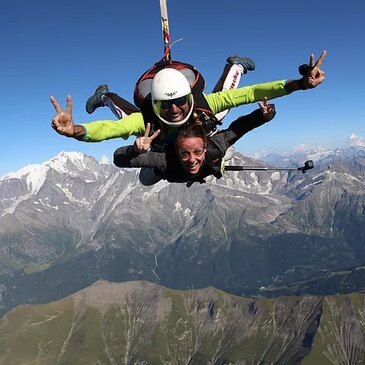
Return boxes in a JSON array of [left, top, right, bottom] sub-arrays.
[[160, 95, 189, 109]]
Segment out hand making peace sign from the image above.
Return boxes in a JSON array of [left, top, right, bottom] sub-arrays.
[[133, 123, 161, 153], [50, 95, 76, 137], [258, 97, 276, 122], [302, 51, 327, 89]]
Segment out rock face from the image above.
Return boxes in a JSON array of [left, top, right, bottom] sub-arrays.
[[0, 148, 365, 317], [1, 280, 365, 365]]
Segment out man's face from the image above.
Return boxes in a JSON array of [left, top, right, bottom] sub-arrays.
[[158, 95, 191, 123], [177, 136, 207, 175]]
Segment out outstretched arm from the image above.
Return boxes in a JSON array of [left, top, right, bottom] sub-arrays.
[[205, 51, 327, 113], [209, 98, 277, 156], [226, 100, 276, 146], [51, 95, 146, 142]]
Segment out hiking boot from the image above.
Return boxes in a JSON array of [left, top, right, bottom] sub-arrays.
[[85, 84, 109, 114], [227, 56, 255, 74]]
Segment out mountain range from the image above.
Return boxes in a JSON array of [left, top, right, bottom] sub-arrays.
[[2, 280, 365, 364], [1, 146, 365, 319]]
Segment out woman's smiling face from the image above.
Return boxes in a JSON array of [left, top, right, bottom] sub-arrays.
[[177, 136, 206, 175]]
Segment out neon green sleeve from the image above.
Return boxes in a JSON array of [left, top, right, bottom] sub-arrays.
[[81, 113, 146, 142], [205, 80, 288, 114]]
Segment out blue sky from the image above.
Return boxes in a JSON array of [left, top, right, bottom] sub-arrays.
[[1, 0, 364, 176]]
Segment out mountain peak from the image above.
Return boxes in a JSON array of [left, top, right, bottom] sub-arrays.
[[47, 151, 99, 174]]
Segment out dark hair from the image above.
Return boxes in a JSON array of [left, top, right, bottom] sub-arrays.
[[176, 123, 207, 146]]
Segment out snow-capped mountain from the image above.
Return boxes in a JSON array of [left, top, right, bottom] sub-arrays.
[[1, 147, 365, 316], [260, 145, 365, 169], [1, 152, 112, 215]]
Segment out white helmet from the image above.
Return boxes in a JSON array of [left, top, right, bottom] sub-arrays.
[[151, 68, 194, 127]]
